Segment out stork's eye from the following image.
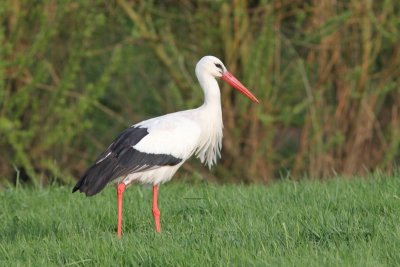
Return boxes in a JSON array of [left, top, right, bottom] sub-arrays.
[[214, 63, 223, 71]]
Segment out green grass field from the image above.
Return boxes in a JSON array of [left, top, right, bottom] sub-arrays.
[[1, 174, 399, 266]]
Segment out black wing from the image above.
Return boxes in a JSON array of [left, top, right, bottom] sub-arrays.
[[72, 126, 182, 196]]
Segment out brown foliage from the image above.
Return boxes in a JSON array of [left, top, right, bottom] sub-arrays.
[[0, 0, 399, 185]]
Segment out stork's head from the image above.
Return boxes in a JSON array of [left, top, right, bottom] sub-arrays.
[[196, 56, 227, 78], [195, 55, 259, 103]]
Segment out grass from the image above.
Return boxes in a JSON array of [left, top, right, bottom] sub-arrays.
[[1, 174, 400, 266]]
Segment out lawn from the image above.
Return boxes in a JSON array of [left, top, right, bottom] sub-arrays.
[[1, 174, 399, 266]]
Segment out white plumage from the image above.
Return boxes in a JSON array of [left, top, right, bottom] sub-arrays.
[[118, 56, 226, 186]]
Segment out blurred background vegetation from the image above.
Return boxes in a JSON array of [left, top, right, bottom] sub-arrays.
[[0, 0, 399, 186]]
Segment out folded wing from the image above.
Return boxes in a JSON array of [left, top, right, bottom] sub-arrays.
[[73, 113, 201, 196]]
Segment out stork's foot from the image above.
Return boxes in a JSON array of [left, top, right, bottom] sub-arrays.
[[153, 207, 161, 233]]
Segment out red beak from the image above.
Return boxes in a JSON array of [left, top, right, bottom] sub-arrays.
[[221, 72, 259, 103]]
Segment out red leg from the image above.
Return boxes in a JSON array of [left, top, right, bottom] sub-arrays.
[[152, 185, 161, 233], [117, 183, 126, 238]]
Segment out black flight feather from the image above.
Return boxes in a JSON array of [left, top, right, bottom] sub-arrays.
[[72, 126, 182, 196]]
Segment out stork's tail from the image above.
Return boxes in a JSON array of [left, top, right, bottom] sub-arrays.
[[72, 156, 119, 196]]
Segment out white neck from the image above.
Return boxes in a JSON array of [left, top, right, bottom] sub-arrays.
[[193, 68, 224, 168], [196, 68, 221, 108]]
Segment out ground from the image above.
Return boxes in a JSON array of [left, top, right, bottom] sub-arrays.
[[1, 174, 399, 266]]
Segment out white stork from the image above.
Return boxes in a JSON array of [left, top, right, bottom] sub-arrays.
[[73, 55, 259, 238]]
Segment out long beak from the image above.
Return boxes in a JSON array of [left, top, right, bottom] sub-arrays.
[[221, 72, 259, 103]]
